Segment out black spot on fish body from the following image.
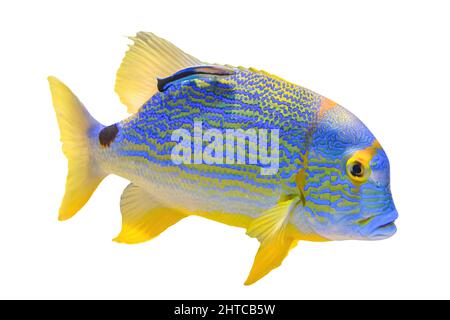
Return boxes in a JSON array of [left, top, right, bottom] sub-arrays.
[[99, 124, 118, 147]]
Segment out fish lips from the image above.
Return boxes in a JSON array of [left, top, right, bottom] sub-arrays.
[[359, 210, 399, 240]]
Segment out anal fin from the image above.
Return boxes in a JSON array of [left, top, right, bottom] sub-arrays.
[[245, 197, 301, 285], [244, 236, 297, 286], [114, 183, 187, 244]]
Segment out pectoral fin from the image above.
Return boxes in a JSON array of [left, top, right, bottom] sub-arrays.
[[245, 198, 300, 285], [114, 183, 187, 244]]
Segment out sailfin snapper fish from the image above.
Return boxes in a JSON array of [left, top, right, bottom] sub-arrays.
[[48, 32, 398, 285]]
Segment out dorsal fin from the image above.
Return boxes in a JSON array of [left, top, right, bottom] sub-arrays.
[[115, 32, 202, 113], [157, 65, 235, 92]]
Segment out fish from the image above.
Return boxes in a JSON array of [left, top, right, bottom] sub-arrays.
[[48, 32, 398, 285]]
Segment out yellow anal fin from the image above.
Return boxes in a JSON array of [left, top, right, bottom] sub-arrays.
[[114, 183, 187, 244], [245, 237, 297, 286], [245, 197, 301, 285]]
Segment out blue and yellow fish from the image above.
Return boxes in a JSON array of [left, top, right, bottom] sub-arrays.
[[48, 32, 398, 285]]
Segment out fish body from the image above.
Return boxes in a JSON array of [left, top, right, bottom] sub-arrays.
[[48, 32, 398, 285], [98, 67, 319, 231]]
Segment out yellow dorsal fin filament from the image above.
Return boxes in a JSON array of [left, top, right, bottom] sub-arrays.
[[114, 183, 187, 244], [115, 32, 202, 113]]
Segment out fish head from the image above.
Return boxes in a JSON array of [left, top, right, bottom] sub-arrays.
[[300, 104, 398, 241]]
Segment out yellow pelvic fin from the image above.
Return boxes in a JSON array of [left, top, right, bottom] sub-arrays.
[[245, 198, 301, 285], [114, 183, 187, 244], [48, 77, 106, 221], [115, 32, 202, 114]]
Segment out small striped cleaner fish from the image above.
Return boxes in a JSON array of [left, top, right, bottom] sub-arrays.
[[48, 32, 398, 285]]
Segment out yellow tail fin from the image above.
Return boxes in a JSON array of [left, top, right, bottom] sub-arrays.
[[48, 76, 106, 221]]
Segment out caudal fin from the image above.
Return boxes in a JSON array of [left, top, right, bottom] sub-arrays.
[[48, 76, 106, 221]]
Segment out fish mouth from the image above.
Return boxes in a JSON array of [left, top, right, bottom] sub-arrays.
[[369, 222, 397, 240], [378, 221, 395, 229], [360, 211, 398, 240]]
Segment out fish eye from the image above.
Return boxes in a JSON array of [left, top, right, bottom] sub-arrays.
[[350, 162, 363, 177], [346, 158, 370, 183]]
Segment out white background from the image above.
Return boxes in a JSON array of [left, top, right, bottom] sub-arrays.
[[0, 0, 449, 299]]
